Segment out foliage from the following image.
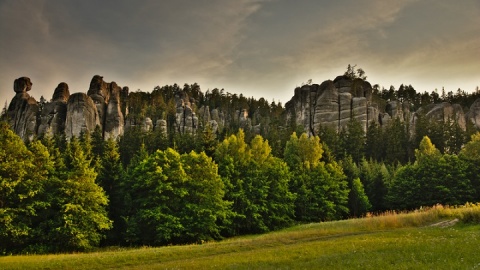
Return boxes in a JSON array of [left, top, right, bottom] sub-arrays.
[[1, 124, 112, 253], [388, 136, 474, 210], [96, 138, 125, 245], [350, 178, 372, 217], [0, 123, 49, 253], [215, 131, 295, 235], [459, 132, 480, 200], [339, 118, 365, 163], [344, 64, 367, 80], [285, 132, 349, 222], [358, 159, 391, 212], [50, 138, 112, 251], [124, 148, 230, 245]]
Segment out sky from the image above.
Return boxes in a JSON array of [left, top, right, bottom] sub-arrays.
[[1, 0, 479, 108]]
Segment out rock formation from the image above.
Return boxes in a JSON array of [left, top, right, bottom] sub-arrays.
[[173, 91, 198, 134], [4, 74, 478, 144], [285, 76, 380, 134], [87, 75, 126, 138], [466, 99, 480, 129], [104, 82, 125, 139], [6, 77, 38, 141], [413, 102, 466, 131], [37, 82, 70, 137], [3, 75, 131, 141], [65, 93, 100, 139]]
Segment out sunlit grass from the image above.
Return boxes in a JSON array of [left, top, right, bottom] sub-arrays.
[[1, 204, 480, 269]]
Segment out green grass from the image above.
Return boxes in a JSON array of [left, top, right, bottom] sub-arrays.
[[2, 204, 480, 269]]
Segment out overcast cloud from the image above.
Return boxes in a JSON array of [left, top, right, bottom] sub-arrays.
[[1, 0, 479, 107]]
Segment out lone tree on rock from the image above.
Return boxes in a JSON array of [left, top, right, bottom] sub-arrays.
[[344, 64, 367, 80]]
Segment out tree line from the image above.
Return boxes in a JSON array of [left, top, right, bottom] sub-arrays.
[[2, 117, 480, 254]]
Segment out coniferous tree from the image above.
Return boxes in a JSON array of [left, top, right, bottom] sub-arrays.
[[365, 121, 384, 161], [459, 132, 480, 201], [339, 118, 365, 163], [388, 136, 473, 210], [349, 178, 371, 217], [358, 159, 390, 212], [0, 123, 50, 253], [51, 138, 112, 251], [97, 138, 125, 245]]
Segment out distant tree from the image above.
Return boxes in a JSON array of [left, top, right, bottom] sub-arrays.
[[197, 124, 217, 156], [284, 132, 323, 170], [459, 132, 480, 200], [318, 125, 341, 160], [339, 118, 365, 163], [91, 125, 105, 157], [365, 121, 384, 161], [284, 132, 349, 222], [56, 138, 112, 251], [125, 148, 230, 245], [179, 151, 231, 243], [0, 123, 51, 253], [1, 100, 7, 118], [97, 138, 125, 245], [215, 131, 294, 235], [119, 126, 144, 166], [344, 64, 367, 80], [388, 136, 473, 210], [383, 118, 409, 164], [358, 159, 390, 212], [125, 148, 189, 245], [349, 178, 371, 217]]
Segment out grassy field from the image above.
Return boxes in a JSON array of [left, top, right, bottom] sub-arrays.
[[1, 204, 480, 269]]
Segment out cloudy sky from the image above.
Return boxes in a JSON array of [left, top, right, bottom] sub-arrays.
[[1, 0, 479, 107]]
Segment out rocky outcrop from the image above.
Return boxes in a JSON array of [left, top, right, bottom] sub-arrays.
[[37, 83, 70, 137], [87, 76, 126, 138], [5, 74, 477, 144], [104, 83, 125, 139], [173, 91, 199, 134], [285, 76, 379, 134], [65, 93, 100, 139], [466, 99, 480, 129], [6, 77, 38, 141], [5, 75, 129, 141], [156, 119, 167, 135], [412, 102, 466, 131]]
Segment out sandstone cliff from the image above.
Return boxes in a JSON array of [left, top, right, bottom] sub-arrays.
[[6, 77, 38, 141], [3, 75, 478, 143], [4, 76, 127, 141], [285, 76, 380, 134], [37, 82, 70, 137]]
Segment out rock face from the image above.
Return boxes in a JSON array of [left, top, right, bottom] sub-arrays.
[[285, 76, 379, 134], [87, 75, 126, 138], [5, 74, 478, 143], [4, 76, 130, 141], [7, 77, 38, 141], [37, 82, 70, 137], [65, 93, 100, 139], [173, 91, 199, 134], [104, 83, 125, 139], [466, 99, 480, 129], [413, 102, 466, 131]]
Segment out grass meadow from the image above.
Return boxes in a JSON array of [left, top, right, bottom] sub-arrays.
[[1, 204, 480, 269]]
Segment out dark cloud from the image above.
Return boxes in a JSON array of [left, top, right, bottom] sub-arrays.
[[1, 0, 479, 107]]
